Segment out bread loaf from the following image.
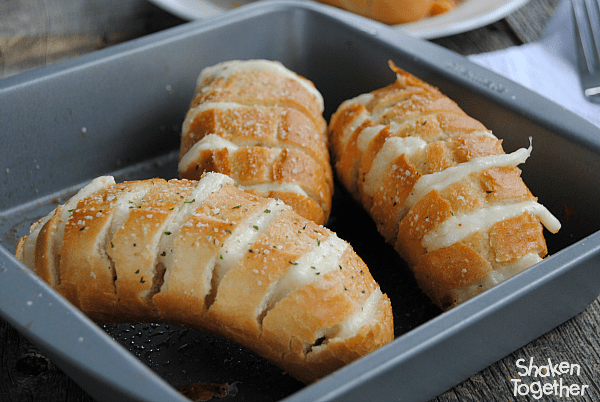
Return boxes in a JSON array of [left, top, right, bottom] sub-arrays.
[[328, 61, 561, 310], [14, 173, 393, 384], [315, 0, 459, 25], [179, 59, 333, 226]]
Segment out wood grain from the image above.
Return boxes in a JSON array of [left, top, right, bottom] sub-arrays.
[[0, 0, 183, 78], [505, 0, 562, 43], [2, 0, 599, 401]]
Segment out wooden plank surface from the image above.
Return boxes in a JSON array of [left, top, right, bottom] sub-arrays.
[[3, 0, 600, 401], [0, 0, 182, 78]]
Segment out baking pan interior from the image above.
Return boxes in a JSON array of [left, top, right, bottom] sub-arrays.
[[2, 1, 600, 401]]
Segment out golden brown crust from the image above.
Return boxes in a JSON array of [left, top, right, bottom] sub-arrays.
[[179, 60, 332, 225], [245, 189, 326, 228], [14, 173, 393, 384], [14, 236, 26, 262], [35, 206, 64, 289], [191, 62, 325, 132], [180, 105, 329, 170], [413, 242, 492, 308], [59, 190, 120, 319], [328, 61, 559, 310], [179, 146, 332, 222], [490, 212, 547, 263], [261, 245, 393, 383], [430, 0, 458, 15]]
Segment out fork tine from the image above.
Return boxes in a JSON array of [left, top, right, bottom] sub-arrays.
[[585, 0, 600, 69], [573, 0, 599, 72], [572, 0, 600, 102]]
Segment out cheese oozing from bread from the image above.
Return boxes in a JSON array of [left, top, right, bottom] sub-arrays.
[[328, 61, 560, 310]]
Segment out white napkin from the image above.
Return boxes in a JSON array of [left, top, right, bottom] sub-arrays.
[[467, 0, 600, 128]]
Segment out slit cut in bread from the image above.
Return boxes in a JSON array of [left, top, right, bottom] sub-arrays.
[[179, 59, 333, 226], [328, 61, 561, 310], [14, 173, 393, 384]]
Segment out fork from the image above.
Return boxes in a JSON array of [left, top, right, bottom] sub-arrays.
[[572, 0, 600, 103]]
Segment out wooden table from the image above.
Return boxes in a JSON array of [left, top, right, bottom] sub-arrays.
[[3, 0, 600, 401]]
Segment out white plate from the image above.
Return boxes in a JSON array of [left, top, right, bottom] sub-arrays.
[[148, 0, 530, 39], [147, 0, 258, 21], [397, 0, 530, 38]]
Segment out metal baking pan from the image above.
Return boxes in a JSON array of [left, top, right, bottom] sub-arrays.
[[2, 1, 600, 401]]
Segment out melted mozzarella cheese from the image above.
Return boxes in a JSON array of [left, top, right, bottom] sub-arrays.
[[468, 129, 498, 139], [238, 183, 309, 197], [159, 173, 232, 266], [421, 200, 561, 252], [402, 146, 532, 218], [356, 125, 386, 153], [340, 110, 371, 150], [216, 199, 286, 279], [178, 134, 239, 172], [331, 93, 373, 149], [336, 287, 383, 340], [207, 199, 287, 309], [259, 234, 348, 321], [338, 92, 374, 110], [363, 136, 427, 197], [446, 252, 543, 307]]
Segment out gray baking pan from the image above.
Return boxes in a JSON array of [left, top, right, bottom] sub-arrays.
[[2, 1, 600, 401]]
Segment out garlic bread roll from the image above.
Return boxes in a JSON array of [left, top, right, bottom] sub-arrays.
[[179, 60, 333, 226], [15, 173, 393, 384], [315, 0, 459, 25], [328, 61, 561, 310]]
